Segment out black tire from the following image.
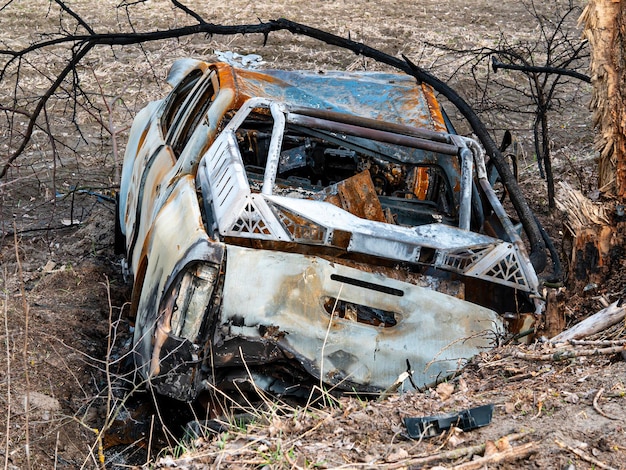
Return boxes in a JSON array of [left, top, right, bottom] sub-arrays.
[[114, 192, 126, 255]]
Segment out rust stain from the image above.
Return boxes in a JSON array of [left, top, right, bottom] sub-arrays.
[[323, 170, 386, 222], [230, 65, 286, 107], [421, 83, 447, 131], [412, 166, 430, 200], [210, 62, 245, 108], [136, 124, 149, 155]]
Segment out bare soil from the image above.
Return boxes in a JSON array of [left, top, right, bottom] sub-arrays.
[[1, 0, 625, 469]]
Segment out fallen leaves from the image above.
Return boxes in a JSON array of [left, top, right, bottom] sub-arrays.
[[436, 382, 455, 401]]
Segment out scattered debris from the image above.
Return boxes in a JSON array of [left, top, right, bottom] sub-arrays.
[[403, 404, 494, 438], [214, 50, 265, 68]]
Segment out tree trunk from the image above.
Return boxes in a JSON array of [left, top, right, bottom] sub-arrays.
[[580, 0, 626, 199], [555, 182, 620, 290]]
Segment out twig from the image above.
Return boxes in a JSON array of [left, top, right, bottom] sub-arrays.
[[99, 277, 114, 470], [14, 225, 31, 470], [53, 431, 60, 470], [377, 372, 410, 403], [491, 57, 590, 82], [146, 415, 155, 466], [91, 68, 132, 184], [451, 442, 537, 469], [3, 267, 11, 470], [171, 0, 206, 24], [385, 442, 487, 469], [570, 339, 626, 347], [53, 0, 96, 34], [512, 345, 625, 361], [592, 387, 618, 420], [555, 439, 618, 470], [386, 432, 527, 469]]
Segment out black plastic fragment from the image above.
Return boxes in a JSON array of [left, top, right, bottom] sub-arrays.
[[403, 404, 494, 438]]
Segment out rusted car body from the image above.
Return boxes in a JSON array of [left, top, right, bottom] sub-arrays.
[[118, 59, 542, 401]]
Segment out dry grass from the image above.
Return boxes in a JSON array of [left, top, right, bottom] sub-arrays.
[[150, 343, 626, 469]]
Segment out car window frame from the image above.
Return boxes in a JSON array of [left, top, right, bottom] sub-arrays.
[[166, 70, 219, 158], [160, 68, 203, 138]]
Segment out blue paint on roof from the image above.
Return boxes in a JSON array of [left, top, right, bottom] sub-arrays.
[[234, 68, 438, 129]]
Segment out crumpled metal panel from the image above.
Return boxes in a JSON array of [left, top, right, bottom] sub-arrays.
[[119, 60, 545, 402], [322, 170, 387, 223], [233, 68, 445, 130], [130, 176, 223, 383], [217, 245, 502, 391]]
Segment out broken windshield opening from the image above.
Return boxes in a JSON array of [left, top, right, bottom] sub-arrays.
[[231, 106, 459, 226]]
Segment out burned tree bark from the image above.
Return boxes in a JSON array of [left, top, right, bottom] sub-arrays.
[[555, 182, 623, 290], [554, 2, 626, 293], [580, 1, 626, 198]]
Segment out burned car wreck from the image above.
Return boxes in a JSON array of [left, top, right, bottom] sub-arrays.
[[117, 59, 543, 402]]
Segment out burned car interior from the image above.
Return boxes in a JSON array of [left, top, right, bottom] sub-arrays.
[[118, 60, 544, 403], [199, 99, 537, 309], [235, 109, 458, 225]]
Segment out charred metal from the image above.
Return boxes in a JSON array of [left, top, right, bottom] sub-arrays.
[[117, 60, 544, 402]]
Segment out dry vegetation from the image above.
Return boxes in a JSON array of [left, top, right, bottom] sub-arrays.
[[1, 0, 624, 469]]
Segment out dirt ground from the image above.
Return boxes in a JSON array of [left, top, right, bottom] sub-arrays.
[[1, 0, 625, 468]]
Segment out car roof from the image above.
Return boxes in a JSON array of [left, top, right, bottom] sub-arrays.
[[165, 59, 449, 132], [230, 66, 449, 131]]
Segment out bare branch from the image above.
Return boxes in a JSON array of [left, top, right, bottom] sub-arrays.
[[0, 13, 551, 271], [170, 0, 206, 24], [1, 42, 92, 178], [53, 0, 96, 34], [491, 57, 590, 83]]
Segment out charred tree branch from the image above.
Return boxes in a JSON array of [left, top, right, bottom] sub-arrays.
[[170, 0, 207, 24], [53, 0, 96, 35], [491, 57, 591, 83], [0, 17, 549, 272]]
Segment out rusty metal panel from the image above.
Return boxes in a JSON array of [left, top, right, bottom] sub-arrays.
[[322, 170, 387, 223]]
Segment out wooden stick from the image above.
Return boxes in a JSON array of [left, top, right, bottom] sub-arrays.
[[551, 301, 625, 343], [450, 442, 537, 470], [386, 432, 527, 469], [593, 387, 619, 420], [570, 339, 626, 347], [512, 345, 625, 361], [385, 442, 487, 469], [555, 439, 618, 470]]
